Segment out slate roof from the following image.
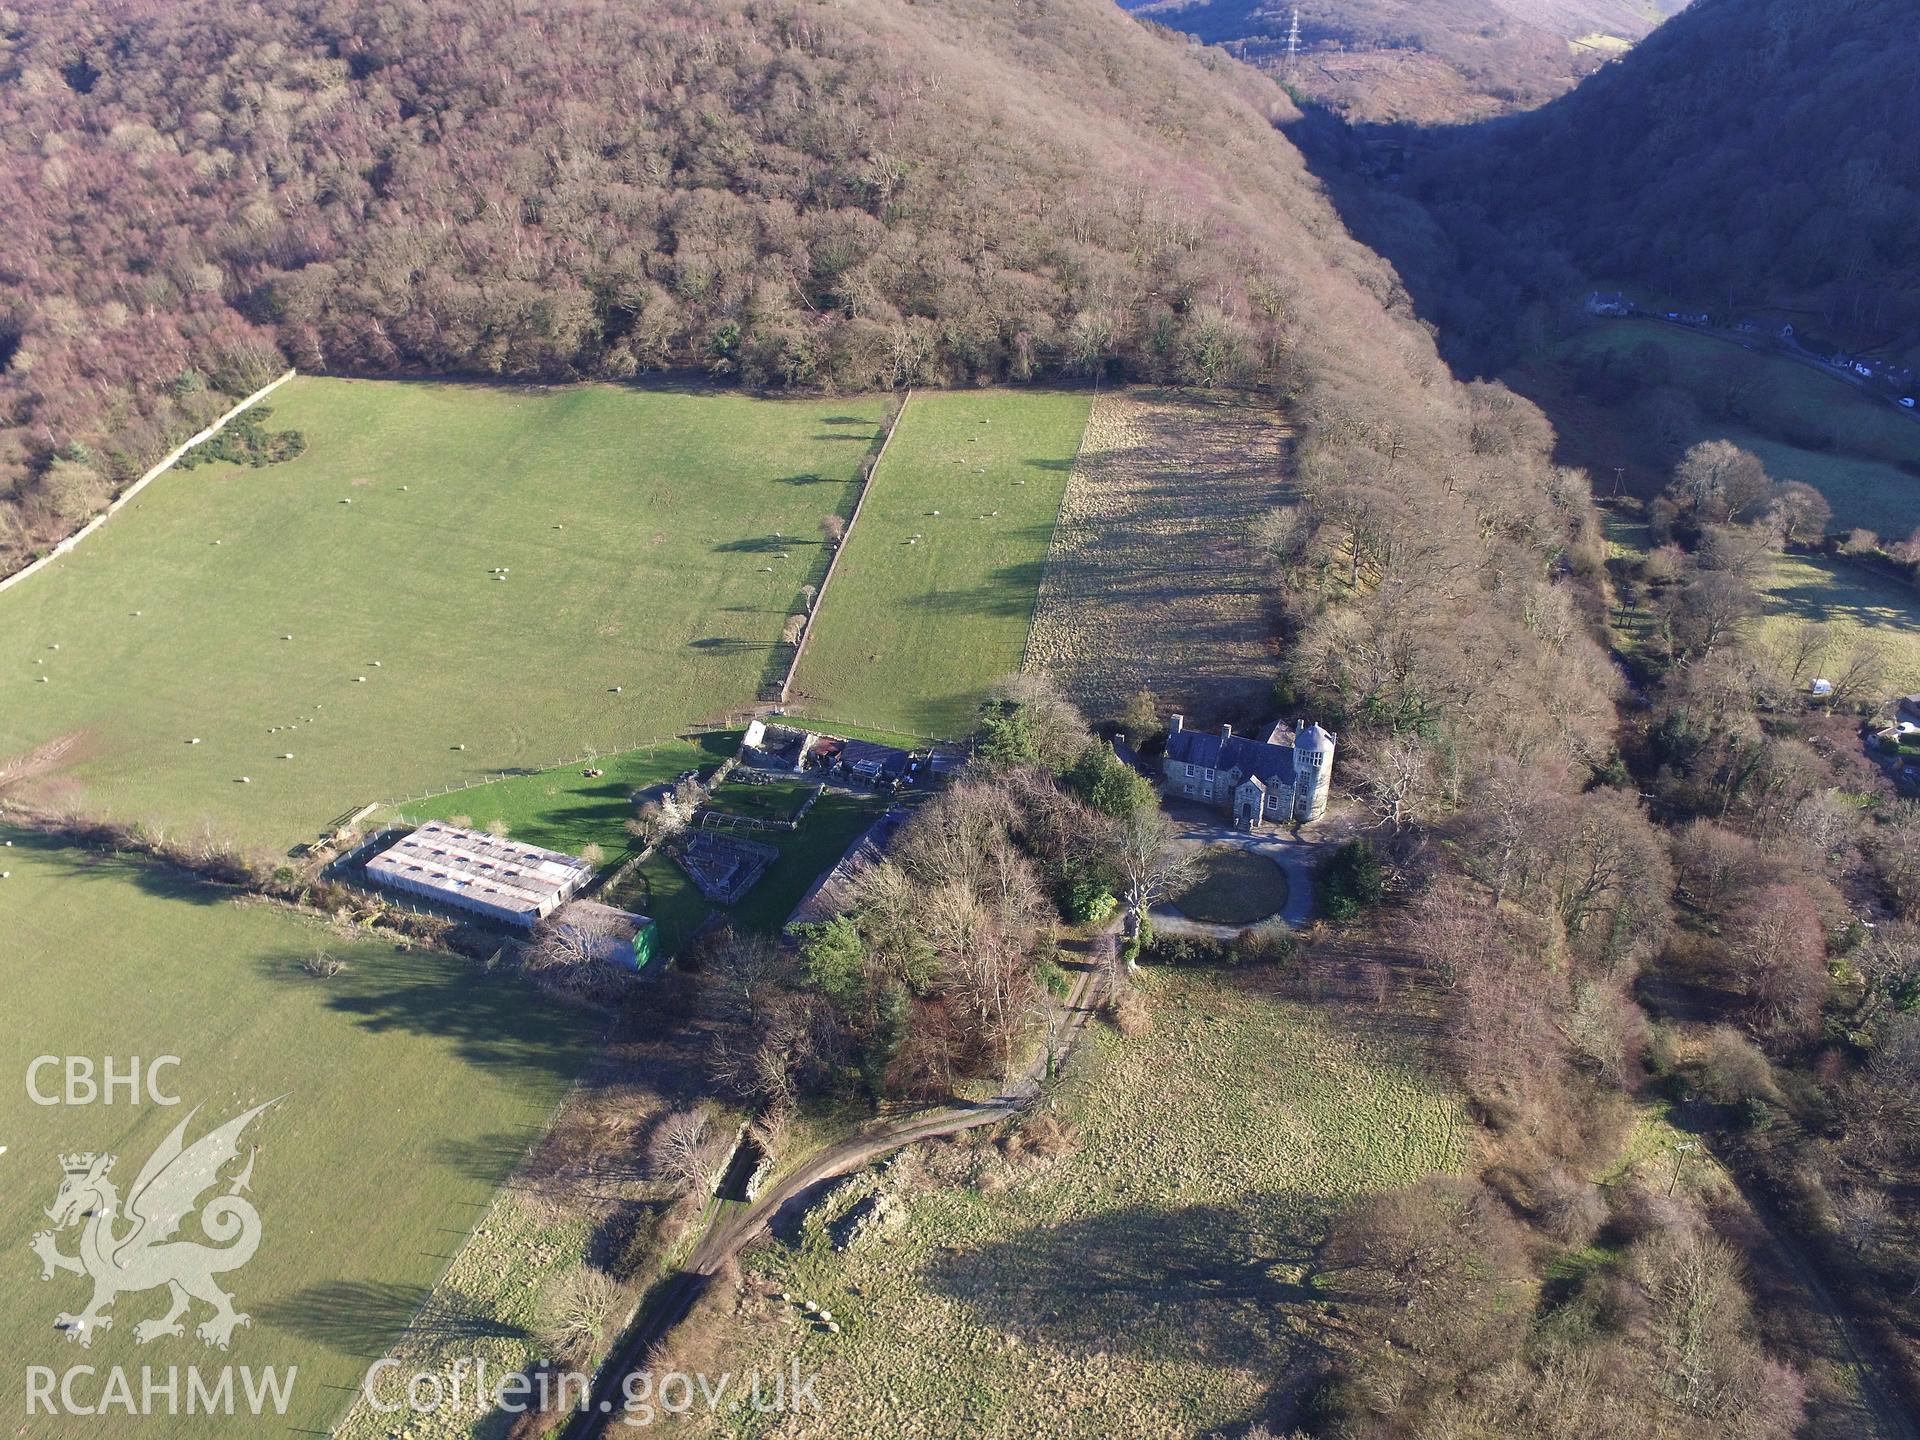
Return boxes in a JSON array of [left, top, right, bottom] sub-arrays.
[[1165, 727, 1297, 788]]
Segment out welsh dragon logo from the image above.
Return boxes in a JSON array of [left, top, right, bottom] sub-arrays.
[[29, 1100, 279, 1349]]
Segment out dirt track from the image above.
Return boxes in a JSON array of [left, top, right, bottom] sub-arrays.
[[565, 946, 1109, 1438]]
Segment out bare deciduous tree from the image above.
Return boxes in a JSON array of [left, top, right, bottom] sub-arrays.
[[1105, 802, 1196, 932], [648, 1106, 725, 1197]]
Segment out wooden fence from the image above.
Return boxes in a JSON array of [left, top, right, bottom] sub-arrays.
[[776, 388, 911, 704]]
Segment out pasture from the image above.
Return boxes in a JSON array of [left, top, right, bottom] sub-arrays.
[[1721, 426, 1920, 540], [387, 732, 737, 859], [682, 967, 1467, 1438], [1757, 552, 1920, 690], [0, 378, 890, 849], [790, 390, 1092, 739], [0, 826, 587, 1439]]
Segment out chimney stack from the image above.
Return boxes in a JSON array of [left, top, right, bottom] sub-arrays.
[[1169, 714, 1184, 733], [1220, 723, 1233, 740]]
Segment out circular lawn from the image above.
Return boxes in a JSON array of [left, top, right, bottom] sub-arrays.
[[1171, 847, 1291, 926]]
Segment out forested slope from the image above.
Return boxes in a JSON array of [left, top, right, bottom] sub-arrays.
[[1, 0, 1338, 568], [1393, 0, 1920, 360]]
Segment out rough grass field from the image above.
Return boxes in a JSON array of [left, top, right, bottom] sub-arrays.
[[1024, 390, 1285, 723], [1721, 425, 1920, 540], [1563, 321, 1920, 532], [1172, 848, 1291, 926], [0, 826, 586, 1439], [790, 390, 1091, 739], [1758, 552, 1920, 690], [0, 378, 890, 848], [675, 967, 1467, 1438]]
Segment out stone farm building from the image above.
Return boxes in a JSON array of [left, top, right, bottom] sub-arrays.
[[1162, 716, 1335, 829], [365, 820, 593, 929]]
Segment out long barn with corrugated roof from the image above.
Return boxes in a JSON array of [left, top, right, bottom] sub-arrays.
[[364, 820, 593, 928]]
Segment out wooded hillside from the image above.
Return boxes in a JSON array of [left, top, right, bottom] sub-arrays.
[[1395, 0, 1920, 360], [0, 0, 1302, 569]]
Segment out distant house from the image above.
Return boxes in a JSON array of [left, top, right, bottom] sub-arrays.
[[1585, 291, 1632, 317], [1161, 716, 1335, 830]]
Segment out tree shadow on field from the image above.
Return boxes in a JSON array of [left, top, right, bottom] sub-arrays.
[[907, 559, 1048, 616], [12, 827, 238, 907], [1025, 456, 1075, 472], [713, 534, 810, 554], [921, 1199, 1336, 1372], [776, 471, 839, 485], [431, 1130, 538, 1188], [257, 1282, 527, 1357], [689, 636, 775, 655], [821, 416, 874, 426], [311, 956, 582, 1086]]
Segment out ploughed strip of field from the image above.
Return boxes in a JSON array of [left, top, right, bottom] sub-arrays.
[[1025, 390, 1287, 723]]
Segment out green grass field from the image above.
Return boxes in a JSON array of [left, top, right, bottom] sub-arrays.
[[0, 826, 587, 1438], [0, 378, 890, 849], [1173, 848, 1291, 926], [388, 731, 738, 859], [699, 967, 1466, 1437], [1759, 552, 1920, 690], [790, 390, 1091, 739], [706, 773, 822, 823]]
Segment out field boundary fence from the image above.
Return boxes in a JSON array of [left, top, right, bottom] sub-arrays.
[[776, 387, 912, 704]]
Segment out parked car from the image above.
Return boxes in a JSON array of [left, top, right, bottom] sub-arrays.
[[1902, 396, 1916, 409]]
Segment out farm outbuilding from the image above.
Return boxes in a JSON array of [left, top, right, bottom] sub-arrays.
[[550, 900, 657, 971], [365, 821, 593, 929]]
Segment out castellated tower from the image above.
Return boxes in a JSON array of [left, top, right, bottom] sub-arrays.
[[1292, 722, 1335, 824]]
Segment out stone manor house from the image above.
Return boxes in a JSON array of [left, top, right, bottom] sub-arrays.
[[1162, 715, 1335, 829]]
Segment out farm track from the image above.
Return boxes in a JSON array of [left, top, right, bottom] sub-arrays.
[[565, 947, 1110, 1438], [1024, 389, 1288, 723]]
